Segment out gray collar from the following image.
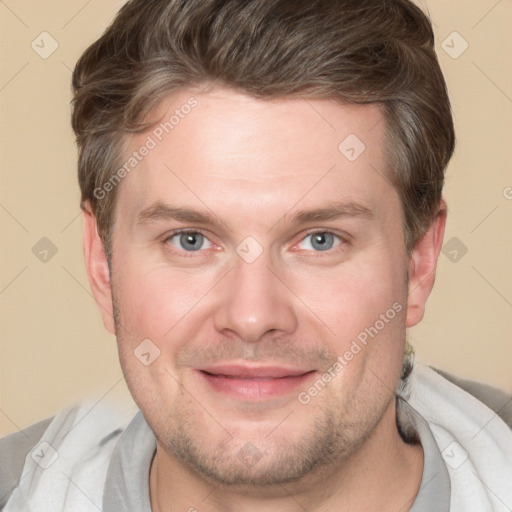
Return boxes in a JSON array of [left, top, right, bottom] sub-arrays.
[[400, 398, 451, 511], [103, 410, 155, 512], [102, 400, 450, 511]]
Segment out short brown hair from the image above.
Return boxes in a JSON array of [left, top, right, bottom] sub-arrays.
[[72, 0, 455, 259]]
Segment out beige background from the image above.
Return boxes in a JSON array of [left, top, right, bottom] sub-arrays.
[[1, 0, 511, 436]]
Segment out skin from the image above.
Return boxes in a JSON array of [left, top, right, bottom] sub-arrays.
[[83, 87, 447, 511]]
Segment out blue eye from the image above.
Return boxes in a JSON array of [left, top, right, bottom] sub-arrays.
[[166, 231, 212, 252], [297, 232, 341, 252]]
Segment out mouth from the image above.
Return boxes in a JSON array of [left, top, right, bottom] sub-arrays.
[[196, 364, 317, 400]]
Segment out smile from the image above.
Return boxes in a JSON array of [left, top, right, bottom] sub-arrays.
[[197, 365, 317, 400]]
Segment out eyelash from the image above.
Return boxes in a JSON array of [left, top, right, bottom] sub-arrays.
[[162, 228, 349, 258]]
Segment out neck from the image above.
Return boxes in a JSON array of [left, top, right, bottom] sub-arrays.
[[150, 399, 424, 512]]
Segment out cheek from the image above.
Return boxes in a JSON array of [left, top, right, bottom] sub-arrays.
[[292, 252, 408, 394], [112, 264, 202, 409], [293, 256, 406, 345], [114, 261, 214, 344]]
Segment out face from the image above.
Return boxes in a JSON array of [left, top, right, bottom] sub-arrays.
[[89, 87, 432, 486]]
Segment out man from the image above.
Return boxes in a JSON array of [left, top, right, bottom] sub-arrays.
[[1, 0, 511, 510]]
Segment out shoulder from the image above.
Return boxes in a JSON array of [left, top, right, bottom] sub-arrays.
[[0, 417, 53, 508], [0, 399, 137, 511], [431, 367, 512, 428]]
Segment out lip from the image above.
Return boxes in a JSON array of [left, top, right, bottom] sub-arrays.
[[196, 364, 316, 400], [199, 364, 312, 379]]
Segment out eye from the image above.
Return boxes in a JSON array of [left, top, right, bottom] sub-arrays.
[[297, 232, 342, 252], [165, 231, 213, 252]]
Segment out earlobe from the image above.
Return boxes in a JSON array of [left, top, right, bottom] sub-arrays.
[[82, 203, 116, 335], [405, 200, 447, 328]]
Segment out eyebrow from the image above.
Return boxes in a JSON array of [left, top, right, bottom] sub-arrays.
[[136, 202, 217, 226], [135, 200, 374, 228], [290, 201, 373, 224]]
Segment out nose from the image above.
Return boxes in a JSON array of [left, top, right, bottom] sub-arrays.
[[212, 252, 298, 343]]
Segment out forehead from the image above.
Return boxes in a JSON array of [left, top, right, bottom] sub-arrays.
[[114, 87, 395, 224]]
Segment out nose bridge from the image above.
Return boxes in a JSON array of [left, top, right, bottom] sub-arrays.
[[212, 249, 298, 342]]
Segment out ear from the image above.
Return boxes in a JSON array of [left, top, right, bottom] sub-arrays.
[[406, 199, 447, 328], [82, 202, 116, 335]]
